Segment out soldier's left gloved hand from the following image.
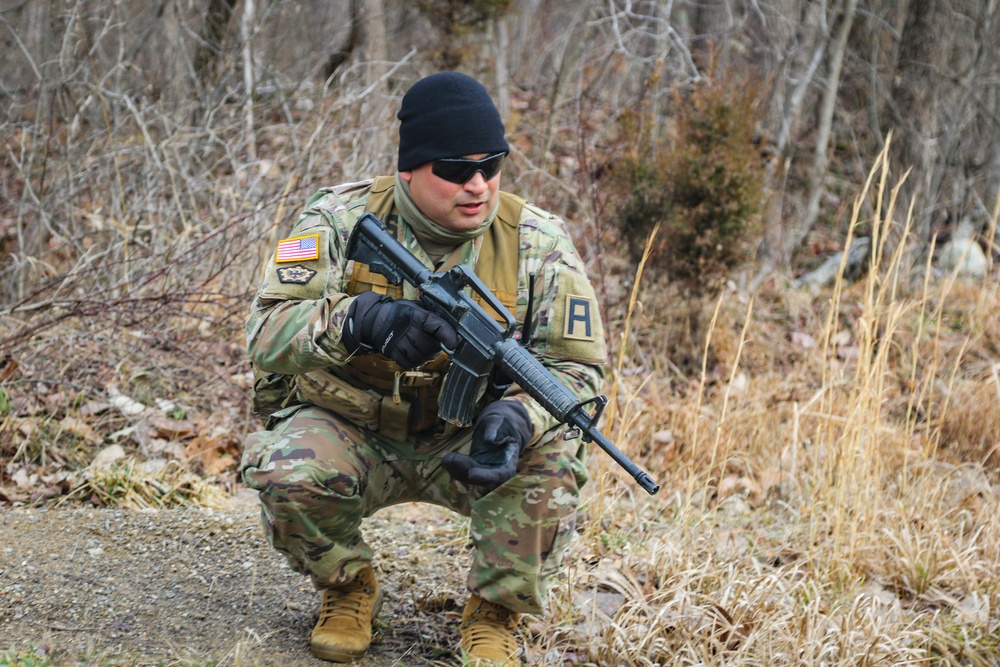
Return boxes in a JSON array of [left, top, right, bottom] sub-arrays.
[[442, 401, 533, 488]]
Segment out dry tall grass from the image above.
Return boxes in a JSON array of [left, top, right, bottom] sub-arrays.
[[544, 142, 1000, 665]]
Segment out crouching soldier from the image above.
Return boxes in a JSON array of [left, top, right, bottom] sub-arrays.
[[240, 71, 607, 666]]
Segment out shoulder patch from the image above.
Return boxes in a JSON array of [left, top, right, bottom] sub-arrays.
[[261, 227, 331, 301], [275, 234, 320, 263], [562, 293, 597, 341], [276, 264, 317, 285], [544, 267, 607, 364]]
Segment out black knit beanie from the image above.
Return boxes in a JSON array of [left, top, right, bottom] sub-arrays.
[[397, 72, 509, 172]]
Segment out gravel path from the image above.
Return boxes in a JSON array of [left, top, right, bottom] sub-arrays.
[[1, 497, 476, 666]]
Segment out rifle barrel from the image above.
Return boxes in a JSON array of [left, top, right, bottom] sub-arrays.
[[582, 424, 661, 495], [498, 340, 660, 496]]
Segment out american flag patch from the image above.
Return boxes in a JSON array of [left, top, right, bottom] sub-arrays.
[[275, 234, 320, 263]]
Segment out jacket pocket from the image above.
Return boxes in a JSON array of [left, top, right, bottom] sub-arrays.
[[295, 367, 382, 431], [251, 369, 293, 419]]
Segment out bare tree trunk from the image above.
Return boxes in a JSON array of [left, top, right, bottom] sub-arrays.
[[162, 0, 238, 111], [323, 0, 385, 94], [690, 0, 730, 69], [12, 0, 54, 300], [494, 15, 510, 119], [161, 0, 190, 105], [360, 0, 388, 95], [242, 0, 256, 161], [886, 0, 950, 270], [989, 75, 1000, 259], [928, 0, 999, 239], [787, 0, 859, 262], [192, 0, 238, 89], [541, 2, 597, 159], [324, 0, 361, 81], [753, 0, 830, 285]]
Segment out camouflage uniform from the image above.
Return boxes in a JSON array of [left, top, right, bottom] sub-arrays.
[[240, 178, 606, 614]]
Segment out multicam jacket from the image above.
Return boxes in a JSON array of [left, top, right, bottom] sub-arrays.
[[246, 177, 607, 441]]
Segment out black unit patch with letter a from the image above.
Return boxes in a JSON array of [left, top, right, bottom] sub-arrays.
[[563, 293, 596, 341]]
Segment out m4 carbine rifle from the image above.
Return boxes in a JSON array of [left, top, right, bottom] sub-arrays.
[[346, 213, 660, 496]]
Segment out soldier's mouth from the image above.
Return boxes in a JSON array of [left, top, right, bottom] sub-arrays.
[[458, 202, 486, 214]]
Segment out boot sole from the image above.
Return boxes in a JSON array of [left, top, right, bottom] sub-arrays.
[[310, 590, 385, 663]]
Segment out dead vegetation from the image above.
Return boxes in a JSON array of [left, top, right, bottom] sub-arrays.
[[2, 1, 1000, 663], [4, 116, 998, 663]]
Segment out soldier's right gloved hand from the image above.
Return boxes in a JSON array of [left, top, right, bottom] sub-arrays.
[[341, 291, 458, 369]]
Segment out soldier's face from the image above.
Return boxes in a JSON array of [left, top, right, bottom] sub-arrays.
[[400, 154, 501, 233]]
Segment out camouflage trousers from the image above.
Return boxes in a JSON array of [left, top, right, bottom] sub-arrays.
[[240, 404, 588, 614]]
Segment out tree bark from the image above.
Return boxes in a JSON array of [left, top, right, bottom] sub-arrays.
[[360, 0, 388, 95], [886, 0, 950, 269], [241, 0, 256, 161], [191, 0, 238, 91], [787, 0, 859, 264], [690, 0, 729, 69], [494, 17, 510, 119], [323, 0, 361, 81], [161, 0, 190, 105], [752, 0, 830, 285]]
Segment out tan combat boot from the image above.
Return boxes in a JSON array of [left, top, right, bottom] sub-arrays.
[[310, 565, 383, 662], [459, 595, 520, 667]]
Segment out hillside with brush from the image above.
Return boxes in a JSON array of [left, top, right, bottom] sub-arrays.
[[2, 1, 1000, 665]]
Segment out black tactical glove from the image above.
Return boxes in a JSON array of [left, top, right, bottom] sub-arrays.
[[442, 400, 533, 488], [342, 292, 458, 369]]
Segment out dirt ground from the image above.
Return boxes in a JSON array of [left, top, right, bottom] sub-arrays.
[[0, 494, 486, 666]]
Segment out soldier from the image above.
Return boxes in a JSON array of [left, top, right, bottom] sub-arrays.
[[240, 71, 607, 666]]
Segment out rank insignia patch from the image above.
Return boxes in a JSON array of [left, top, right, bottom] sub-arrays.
[[276, 264, 317, 285], [275, 234, 320, 263], [563, 293, 596, 341]]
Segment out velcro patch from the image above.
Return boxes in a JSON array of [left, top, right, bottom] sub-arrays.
[[275, 234, 320, 263], [545, 266, 606, 364], [563, 293, 596, 341], [276, 264, 317, 285]]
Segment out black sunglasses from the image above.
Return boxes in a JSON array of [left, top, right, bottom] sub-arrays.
[[431, 152, 506, 184]]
